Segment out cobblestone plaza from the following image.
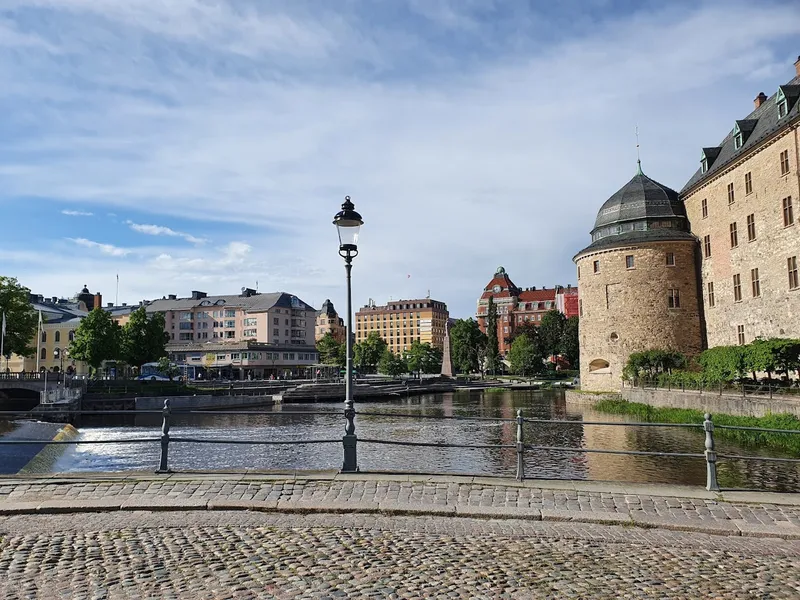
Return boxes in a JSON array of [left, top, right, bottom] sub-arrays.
[[2, 473, 800, 598]]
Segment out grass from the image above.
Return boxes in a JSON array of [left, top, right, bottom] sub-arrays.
[[593, 398, 800, 454]]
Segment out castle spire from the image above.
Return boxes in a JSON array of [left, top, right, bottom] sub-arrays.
[[635, 125, 643, 175]]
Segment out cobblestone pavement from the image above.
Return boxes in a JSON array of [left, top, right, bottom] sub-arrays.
[[2, 510, 800, 599], [2, 474, 800, 538]]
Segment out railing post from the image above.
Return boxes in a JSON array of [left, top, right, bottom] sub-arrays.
[[342, 404, 358, 472], [157, 398, 172, 473], [704, 413, 719, 491], [515, 409, 525, 481], [769, 384, 773, 400]]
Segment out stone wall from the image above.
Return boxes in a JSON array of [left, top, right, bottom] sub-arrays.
[[683, 125, 800, 347], [135, 395, 276, 410], [575, 240, 704, 392], [622, 387, 800, 418]]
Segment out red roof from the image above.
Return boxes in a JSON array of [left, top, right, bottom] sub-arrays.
[[518, 289, 556, 302]]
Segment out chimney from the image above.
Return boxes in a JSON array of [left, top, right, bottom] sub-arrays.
[[754, 92, 767, 109], [94, 293, 102, 310], [107, 303, 113, 307], [52, 296, 58, 304], [168, 294, 177, 300], [191, 290, 207, 300], [122, 303, 127, 307], [795, 55, 800, 77], [37, 294, 44, 303]]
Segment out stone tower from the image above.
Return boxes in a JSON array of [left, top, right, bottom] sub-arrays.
[[573, 162, 704, 391]]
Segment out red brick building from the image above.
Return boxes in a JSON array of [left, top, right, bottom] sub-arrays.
[[476, 267, 578, 355]]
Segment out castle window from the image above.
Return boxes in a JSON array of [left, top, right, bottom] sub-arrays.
[[780, 150, 790, 176], [727, 183, 735, 205], [625, 255, 634, 269], [666, 252, 675, 267], [707, 282, 715, 307], [745, 172, 752, 195], [609, 332, 619, 342], [593, 260, 600, 273], [729, 222, 738, 248], [747, 214, 756, 241], [789, 256, 799, 290], [783, 197, 794, 226], [751, 268, 761, 298], [577, 266, 581, 280], [733, 274, 742, 302], [701, 198, 708, 219], [667, 289, 680, 309], [703, 235, 712, 259], [579, 300, 583, 317], [588, 359, 610, 372], [737, 325, 745, 346]]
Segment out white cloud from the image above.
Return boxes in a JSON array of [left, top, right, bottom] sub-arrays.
[[126, 221, 206, 245], [67, 238, 130, 257], [61, 209, 94, 217], [2, 1, 800, 317]]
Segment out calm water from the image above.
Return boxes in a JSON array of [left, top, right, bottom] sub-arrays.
[[45, 390, 800, 491]]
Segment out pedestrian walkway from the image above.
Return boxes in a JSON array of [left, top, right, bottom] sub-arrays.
[[2, 473, 800, 598]]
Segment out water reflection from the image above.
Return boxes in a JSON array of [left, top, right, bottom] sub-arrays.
[[51, 390, 800, 491]]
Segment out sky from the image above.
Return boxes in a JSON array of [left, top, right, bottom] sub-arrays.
[[1, 0, 799, 319]]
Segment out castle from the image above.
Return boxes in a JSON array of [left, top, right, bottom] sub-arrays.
[[575, 56, 800, 391]]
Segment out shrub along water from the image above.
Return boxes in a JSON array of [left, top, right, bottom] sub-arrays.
[[594, 398, 800, 454]]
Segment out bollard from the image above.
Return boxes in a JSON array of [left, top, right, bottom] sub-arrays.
[[515, 409, 525, 481], [341, 401, 358, 472], [157, 398, 172, 473], [703, 413, 719, 491]]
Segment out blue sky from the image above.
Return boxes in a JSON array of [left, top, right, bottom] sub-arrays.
[[1, 0, 799, 318]]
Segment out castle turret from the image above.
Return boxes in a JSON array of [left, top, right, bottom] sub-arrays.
[[573, 163, 704, 391]]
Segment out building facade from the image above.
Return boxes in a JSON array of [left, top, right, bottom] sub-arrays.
[[574, 56, 800, 392], [681, 58, 800, 348], [166, 342, 318, 380], [355, 298, 449, 354], [145, 289, 318, 377], [475, 267, 578, 356], [315, 299, 345, 342]]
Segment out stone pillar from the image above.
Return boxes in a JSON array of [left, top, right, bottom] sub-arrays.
[[440, 322, 456, 378]]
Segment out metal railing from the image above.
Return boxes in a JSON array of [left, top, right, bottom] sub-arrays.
[[2, 402, 800, 492], [624, 378, 800, 399]]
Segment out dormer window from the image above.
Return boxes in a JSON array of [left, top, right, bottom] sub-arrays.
[[701, 158, 708, 174], [734, 131, 743, 149], [777, 88, 788, 119]]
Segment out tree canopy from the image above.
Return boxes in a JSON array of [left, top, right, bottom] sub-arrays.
[[507, 334, 545, 377], [559, 316, 580, 369], [354, 332, 387, 372], [485, 297, 500, 375], [68, 307, 121, 371], [316, 332, 344, 366], [404, 341, 442, 377], [449, 318, 486, 374], [0, 276, 38, 360], [623, 349, 689, 380], [120, 307, 169, 369], [379, 350, 407, 377], [538, 310, 567, 359]]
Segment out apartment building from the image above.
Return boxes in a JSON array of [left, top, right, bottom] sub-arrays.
[[355, 298, 449, 354], [315, 299, 346, 342]]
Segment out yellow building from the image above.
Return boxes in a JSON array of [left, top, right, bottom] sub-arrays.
[[355, 298, 449, 355], [6, 291, 97, 375]]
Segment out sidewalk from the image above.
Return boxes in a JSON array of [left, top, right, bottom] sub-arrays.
[[2, 471, 800, 539]]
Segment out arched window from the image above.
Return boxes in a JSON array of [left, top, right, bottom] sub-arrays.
[[40, 347, 47, 360], [54, 331, 61, 343], [41, 331, 47, 343], [68, 330, 75, 342], [588, 359, 610, 372]]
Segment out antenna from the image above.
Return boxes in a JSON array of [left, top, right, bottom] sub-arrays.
[[115, 274, 119, 307], [635, 125, 643, 174]]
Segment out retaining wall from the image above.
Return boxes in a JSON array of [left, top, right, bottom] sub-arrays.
[[135, 395, 277, 411], [621, 387, 800, 418]]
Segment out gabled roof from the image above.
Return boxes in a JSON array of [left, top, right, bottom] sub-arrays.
[[682, 72, 800, 194], [481, 267, 521, 296]]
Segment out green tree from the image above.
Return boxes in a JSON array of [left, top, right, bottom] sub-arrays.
[[698, 346, 748, 384], [449, 318, 487, 374], [507, 321, 538, 346], [120, 307, 169, 369], [379, 350, 408, 377], [559, 316, 580, 369], [156, 356, 180, 381], [485, 297, 499, 375], [404, 341, 443, 378], [0, 276, 38, 361], [507, 334, 545, 376], [538, 310, 566, 359], [354, 331, 387, 373], [316, 332, 343, 365], [623, 349, 688, 381], [745, 338, 800, 381], [68, 307, 121, 374]]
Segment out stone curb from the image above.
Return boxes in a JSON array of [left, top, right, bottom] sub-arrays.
[[3, 498, 800, 539]]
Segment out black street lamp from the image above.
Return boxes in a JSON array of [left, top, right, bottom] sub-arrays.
[[334, 196, 363, 472]]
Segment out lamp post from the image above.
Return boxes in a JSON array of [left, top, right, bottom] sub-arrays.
[[334, 196, 363, 472]]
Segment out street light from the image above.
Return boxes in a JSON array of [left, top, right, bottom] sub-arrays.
[[334, 195, 363, 472]]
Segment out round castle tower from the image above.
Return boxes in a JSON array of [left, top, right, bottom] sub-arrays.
[[573, 163, 704, 391]]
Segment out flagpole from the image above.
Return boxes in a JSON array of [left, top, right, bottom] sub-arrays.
[[1, 312, 5, 373], [36, 310, 42, 372]]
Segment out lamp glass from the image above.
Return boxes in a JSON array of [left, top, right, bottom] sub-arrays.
[[336, 222, 360, 248]]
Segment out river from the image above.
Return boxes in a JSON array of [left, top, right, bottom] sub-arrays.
[[9, 389, 800, 491]]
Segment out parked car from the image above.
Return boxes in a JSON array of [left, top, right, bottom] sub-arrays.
[[137, 374, 172, 382]]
